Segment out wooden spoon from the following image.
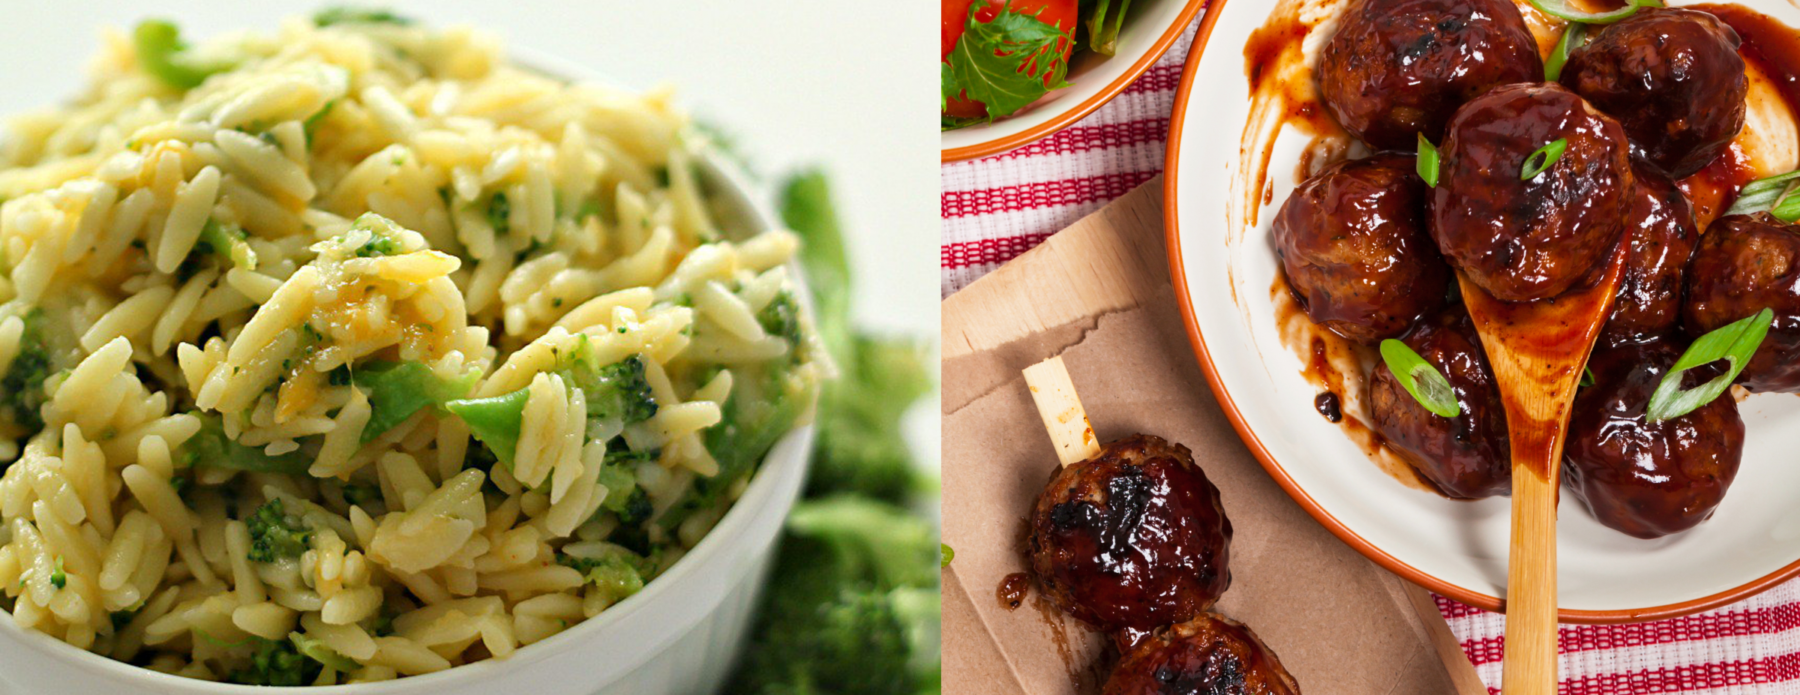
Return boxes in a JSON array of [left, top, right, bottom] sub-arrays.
[[1461, 239, 1632, 695]]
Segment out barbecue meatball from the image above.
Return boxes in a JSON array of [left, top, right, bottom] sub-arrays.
[[1599, 162, 1700, 347], [1028, 435, 1232, 632], [1433, 83, 1634, 301], [1560, 8, 1746, 179], [1370, 309, 1511, 499], [1103, 614, 1301, 695], [1273, 154, 1451, 344], [1564, 338, 1744, 539], [1317, 0, 1541, 149], [1683, 213, 1800, 392]]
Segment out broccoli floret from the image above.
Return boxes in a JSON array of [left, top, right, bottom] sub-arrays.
[[556, 546, 647, 605], [183, 415, 310, 475], [290, 632, 359, 673], [230, 637, 320, 686], [785, 497, 936, 589], [49, 556, 65, 589], [567, 353, 658, 424], [732, 588, 917, 695], [313, 7, 415, 26], [192, 219, 257, 270], [1, 309, 53, 437], [340, 482, 380, 508], [757, 291, 805, 353], [245, 499, 311, 563], [668, 361, 813, 529], [446, 348, 657, 465]]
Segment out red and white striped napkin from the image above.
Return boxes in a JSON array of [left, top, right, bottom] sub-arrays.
[[940, 12, 1800, 693]]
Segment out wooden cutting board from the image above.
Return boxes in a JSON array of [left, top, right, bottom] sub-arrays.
[[941, 177, 1486, 695]]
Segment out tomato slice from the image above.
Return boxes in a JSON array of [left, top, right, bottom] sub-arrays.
[[942, 0, 1080, 121]]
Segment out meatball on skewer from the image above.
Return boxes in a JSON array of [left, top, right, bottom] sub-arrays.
[[1274, 154, 1451, 344], [1317, 0, 1541, 149], [1104, 614, 1301, 695], [1369, 308, 1512, 499], [1599, 162, 1701, 347], [1028, 434, 1234, 632], [1561, 8, 1747, 179], [1565, 338, 1744, 539], [1433, 83, 1634, 302], [1683, 213, 1800, 392]]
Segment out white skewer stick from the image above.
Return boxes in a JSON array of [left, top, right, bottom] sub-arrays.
[[1023, 355, 1101, 467]]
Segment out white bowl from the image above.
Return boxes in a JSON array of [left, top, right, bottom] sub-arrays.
[[1164, 0, 1800, 622], [940, 0, 1207, 162], [0, 91, 818, 695]]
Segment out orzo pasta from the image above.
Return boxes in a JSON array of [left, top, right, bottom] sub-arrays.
[[0, 11, 822, 685]]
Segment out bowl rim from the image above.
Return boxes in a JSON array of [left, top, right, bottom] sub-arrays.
[[940, 0, 1209, 164], [0, 81, 820, 689], [1159, 0, 1800, 624]]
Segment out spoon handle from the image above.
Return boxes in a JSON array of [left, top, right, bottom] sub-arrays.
[[1502, 458, 1559, 695]]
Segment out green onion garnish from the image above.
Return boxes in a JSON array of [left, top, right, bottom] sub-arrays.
[[1417, 134, 1440, 188], [1645, 308, 1773, 422], [1728, 170, 1800, 220], [1380, 339, 1460, 417], [1546, 23, 1587, 82], [1527, 0, 1652, 24], [1580, 366, 1595, 388], [1521, 138, 1569, 181], [941, 543, 955, 568]]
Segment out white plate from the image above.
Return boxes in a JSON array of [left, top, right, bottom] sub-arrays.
[[1165, 0, 1800, 621]]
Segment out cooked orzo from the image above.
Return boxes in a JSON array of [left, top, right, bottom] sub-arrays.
[[0, 10, 822, 685]]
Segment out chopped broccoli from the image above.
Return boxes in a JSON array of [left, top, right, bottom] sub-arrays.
[[785, 497, 937, 590], [443, 388, 529, 465], [340, 482, 380, 508], [597, 447, 653, 522], [446, 348, 657, 465], [353, 234, 398, 258], [757, 291, 805, 351], [352, 361, 479, 443], [193, 219, 257, 270], [245, 498, 311, 563], [132, 20, 234, 91], [313, 7, 415, 26], [557, 545, 648, 605], [0, 309, 52, 437], [110, 608, 138, 631], [486, 193, 511, 236], [289, 632, 359, 673], [303, 100, 338, 144], [183, 415, 310, 475], [49, 556, 65, 589], [230, 637, 320, 686]]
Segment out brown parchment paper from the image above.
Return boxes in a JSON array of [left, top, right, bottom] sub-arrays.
[[940, 181, 1484, 695]]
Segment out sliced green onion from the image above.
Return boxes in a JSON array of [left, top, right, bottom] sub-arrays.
[[1417, 134, 1440, 188], [1545, 23, 1587, 82], [1527, 0, 1650, 24], [1772, 181, 1800, 222], [1380, 339, 1460, 417], [1646, 308, 1773, 422], [1521, 138, 1569, 181], [1580, 366, 1595, 388], [1726, 170, 1800, 217], [941, 543, 955, 568]]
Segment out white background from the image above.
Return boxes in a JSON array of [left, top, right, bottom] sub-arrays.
[[1, 1, 941, 460]]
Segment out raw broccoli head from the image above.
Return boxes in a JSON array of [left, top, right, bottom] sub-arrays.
[[230, 637, 320, 686], [784, 497, 937, 590], [245, 498, 311, 563], [733, 588, 916, 695]]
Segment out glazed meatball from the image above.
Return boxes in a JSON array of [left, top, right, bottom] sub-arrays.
[[1273, 154, 1451, 344], [1028, 435, 1232, 632], [1564, 338, 1744, 539], [1370, 309, 1511, 499], [1683, 213, 1800, 392], [1317, 0, 1541, 149], [1433, 83, 1634, 301], [1104, 614, 1300, 695], [1560, 8, 1746, 179], [1598, 162, 1700, 347]]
